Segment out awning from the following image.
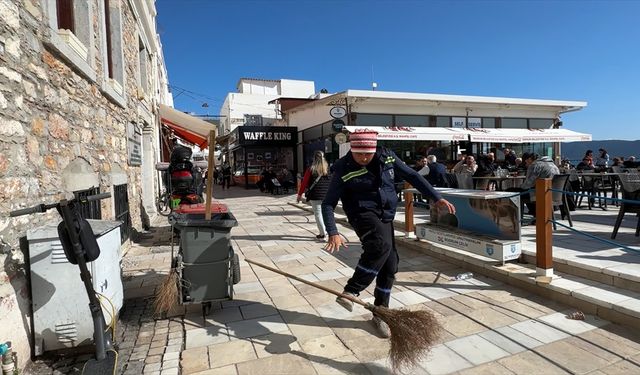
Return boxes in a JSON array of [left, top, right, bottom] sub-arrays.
[[159, 104, 216, 148], [344, 126, 469, 141], [467, 128, 592, 143]]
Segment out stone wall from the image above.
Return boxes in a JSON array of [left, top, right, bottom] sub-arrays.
[[0, 0, 159, 368]]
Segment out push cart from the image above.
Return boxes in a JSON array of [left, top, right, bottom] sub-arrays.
[[168, 203, 240, 314]]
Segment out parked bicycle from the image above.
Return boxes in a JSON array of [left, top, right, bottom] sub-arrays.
[[10, 192, 118, 374]]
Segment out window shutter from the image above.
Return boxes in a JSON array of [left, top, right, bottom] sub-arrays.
[[57, 0, 75, 32]]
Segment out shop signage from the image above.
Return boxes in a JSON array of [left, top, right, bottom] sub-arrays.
[[334, 133, 347, 144], [127, 122, 142, 166], [452, 117, 466, 128], [468, 117, 481, 128], [332, 119, 345, 132], [235, 126, 297, 147], [330, 107, 347, 119], [416, 224, 521, 262]]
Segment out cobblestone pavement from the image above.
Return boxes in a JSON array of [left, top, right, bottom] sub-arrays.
[[27, 186, 640, 374]]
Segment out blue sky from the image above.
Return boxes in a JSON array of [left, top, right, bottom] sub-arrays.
[[157, 0, 640, 141]]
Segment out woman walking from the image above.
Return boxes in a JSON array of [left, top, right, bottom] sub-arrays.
[[297, 151, 331, 240]]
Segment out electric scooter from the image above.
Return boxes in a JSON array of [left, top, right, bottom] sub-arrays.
[[10, 192, 117, 374]]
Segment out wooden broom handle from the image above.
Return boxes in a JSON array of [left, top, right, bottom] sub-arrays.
[[245, 258, 368, 308]]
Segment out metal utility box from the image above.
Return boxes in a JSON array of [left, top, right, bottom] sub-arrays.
[[27, 220, 123, 355]]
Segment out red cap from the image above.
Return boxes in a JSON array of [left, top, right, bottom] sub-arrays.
[[349, 131, 378, 153]]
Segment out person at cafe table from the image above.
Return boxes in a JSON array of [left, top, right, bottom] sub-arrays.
[[576, 157, 595, 171], [507, 152, 559, 219]]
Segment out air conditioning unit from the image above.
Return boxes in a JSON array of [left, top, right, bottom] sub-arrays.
[[57, 29, 88, 60]]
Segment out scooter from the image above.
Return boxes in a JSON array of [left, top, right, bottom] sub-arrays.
[[10, 192, 117, 374]]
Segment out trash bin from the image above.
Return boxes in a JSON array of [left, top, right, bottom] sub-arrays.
[[169, 203, 239, 302]]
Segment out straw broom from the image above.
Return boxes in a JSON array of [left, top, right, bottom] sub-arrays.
[[245, 258, 442, 371]]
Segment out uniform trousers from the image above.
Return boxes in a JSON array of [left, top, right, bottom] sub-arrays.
[[344, 210, 398, 307]]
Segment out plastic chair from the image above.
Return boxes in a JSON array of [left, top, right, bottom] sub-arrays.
[[611, 172, 640, 239], [551, 174, 573, 229], [445, 173, 458, 188], [456, 173, 474, 189]]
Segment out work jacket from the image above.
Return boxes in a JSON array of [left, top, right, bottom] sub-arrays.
[[321, 148, 442, 236]]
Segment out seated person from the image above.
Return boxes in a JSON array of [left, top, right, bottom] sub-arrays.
[[425, 155, 447, 187], [507, 153, 559, 218], [453, 155, 478, 174], [279, 167, 295, 191], [576, 157, 595, 171]]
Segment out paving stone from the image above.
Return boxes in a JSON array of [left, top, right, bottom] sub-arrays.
[[162, 359, 179, 369], [414, 285, 460, 300], [416, 344, 473, 375], [538, 311, 608, 335], [180, 346, 209, 375], [391, 290, 430, 306], [270, 293, 309, 309], [535, 340, 612, 374], [572, 285, 640, 309], [251, 330, 301, 358], [240, 303, 279, 320], [143, 362, 162, 372], [578, 325, 640, 358], [163, 351, 179, 361], [186, 325, 230, 349], [208, 338, 257, 368], [145, 355, 162, 364], [599, 360, 640, 374], [498, 350, 571, 374], [298, 334, 349, 359], [227, 314, 289, 339], [190, 365, 238, 374], [311, 354, 370, 375], [478, 330, 527, 355], [445, 334, 511, 365], [440, 313, 486, 337], [160, 368, 180, 375], [493, 326, 544, 350], [236, 352, 316, 375], [510, 319, 570, 344], [343, 335, 390, 362]]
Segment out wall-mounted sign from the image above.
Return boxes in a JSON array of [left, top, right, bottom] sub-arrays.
[[127, 122, 142, 166], [330, 107, 346, 119], [468, 117, 481, 128], [334, 133, 347, 144], [331, 119, 345, 132], [233, 126, 298, 147], [452, 117, 466, 128]]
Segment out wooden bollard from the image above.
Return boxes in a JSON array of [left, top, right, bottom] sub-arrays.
[[535, 178, 553, 278], [404, 182, 415, 238]]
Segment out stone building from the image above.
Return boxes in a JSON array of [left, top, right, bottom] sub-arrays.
[[0, 0, 172, 368]]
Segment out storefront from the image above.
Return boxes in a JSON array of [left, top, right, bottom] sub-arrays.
[[276, 90, 589, 170], [228, 126, 298, 189]]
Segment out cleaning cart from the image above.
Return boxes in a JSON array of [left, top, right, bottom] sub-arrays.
[[168, 203, 240, 313]]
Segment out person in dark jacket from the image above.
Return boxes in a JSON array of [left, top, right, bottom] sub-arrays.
[[425, 155, 447, 187], [297, 151, 331, 239], [221, 163, 231, 189], [321, 131, 455, 337]]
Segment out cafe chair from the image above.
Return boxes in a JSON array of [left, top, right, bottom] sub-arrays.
[[578, 174, 604, 210], [271, 178, 284, 195], [551, 174, 573, 229], [611, 165, 624, 174], [456, 173, 474, 189], [445, 173, 458, 188], [611, 172, 640, 239]]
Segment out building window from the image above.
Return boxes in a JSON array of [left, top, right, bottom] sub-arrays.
[[435, 116, 450, 127], [114, 184, 131, 244], [137, 38, 149, 95], [73, 187, 102, 220], [100, 0, 125, 105], [501, 118, 527, 129], [395, 115, 429, 127], [482, 118, 496, 128], [44, 0, 95, 81], [529, 119, 554, 129], [353, 114, 393, 127]]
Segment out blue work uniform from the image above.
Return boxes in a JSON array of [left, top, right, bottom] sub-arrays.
[[321, 147, 443, 307]]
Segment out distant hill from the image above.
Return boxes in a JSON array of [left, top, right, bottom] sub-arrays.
[[561, 140, 640, 162]]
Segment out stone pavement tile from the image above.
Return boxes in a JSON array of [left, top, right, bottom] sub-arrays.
[[391, 290, 430, 306], [180, 346, 209, 375], [315, 302, 362, 320], [510, 319, 570, 344], [191, 365, 238, 374], [223, 291, 272, 308], [490, 299, 550, 321], [314, 270, 344, 281], [270, 293, 309, 309], [474, 286, 530, 303], [614, 296, 640, 319], [304, 291, 340, 307], [287, 317, 335, 343], [163, 352, 179, 361], [205, 306, 243, 325], [450, 294, 493, 312], [279, 304, 319, 324], [498, 350, 571, 374], [494, 326, 544, 349], [467, 307, 520, 329], [363, 356, 398, 375], [538, 311, 608, 335], [572, 285, 640, 309], [240, 303, 279, 320], [326, 315, 375, 342], [599, 360, 640, 375], [445, 334, 511, 365], [264, 284, 299, 298], [233, 281, 265, 294], [227, 314, 289, 339], [422, 300, 458, 317], [236, 352, 317, 375], [414, 285, 459, 300], [186, 325, 230, 349], [440, 313, 486, 338], [458, 361, 516, 375], [416, 344, 473, 375], [208, 338, 257, 368], [578, 325, 640, 358], [343, 335, 390, 362], [563, 336, 622, 364], [478, 330, 527, 355], [162, 359, 179, 369], [535, 340, 612, 374], [160, 368, 179, 375], [516, 295, 567, 315], [251, 330, 302, 358], [298, 334, 350, 359], [310, 354, 370, 375]]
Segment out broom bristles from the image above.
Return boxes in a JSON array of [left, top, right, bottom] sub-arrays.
[[153, 270, 180, 316], [372, 305, 442, 372]]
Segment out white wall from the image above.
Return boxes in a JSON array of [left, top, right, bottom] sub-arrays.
[[280, 79, 315, 97]]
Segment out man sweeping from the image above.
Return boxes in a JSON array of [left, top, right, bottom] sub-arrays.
[[321, 130, 456, 337]]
